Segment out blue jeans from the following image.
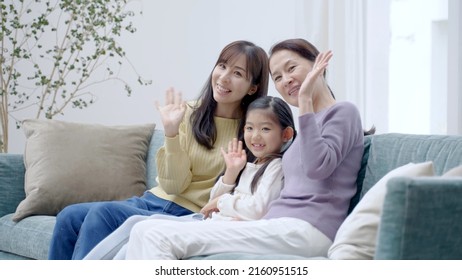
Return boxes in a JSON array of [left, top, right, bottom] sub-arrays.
[[48, 191, 193, 260]]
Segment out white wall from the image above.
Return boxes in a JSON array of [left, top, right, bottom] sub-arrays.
[[7, 0, 460, 153], [389, 0, 433, 134], [9, 0, 309, 153], [365, 0, 390, 133]]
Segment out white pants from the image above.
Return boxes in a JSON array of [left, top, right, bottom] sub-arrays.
[[125, 217, 332, 260], [83, 214, 202, 260]]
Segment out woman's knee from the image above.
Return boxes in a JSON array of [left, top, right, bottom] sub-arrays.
[[85, 201, 123, 223], [54, 203, 93, 235], [84, 200, 143, 230], [56, 203, 89, 225]]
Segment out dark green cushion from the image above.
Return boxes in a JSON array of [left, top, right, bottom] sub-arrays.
[[348, 136, 372, 213]]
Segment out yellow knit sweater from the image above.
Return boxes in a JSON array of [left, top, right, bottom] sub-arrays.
[[150, 104, 240, 212]]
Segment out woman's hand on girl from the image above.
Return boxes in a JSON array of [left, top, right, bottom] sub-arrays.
[[155, 87, 186, 137]]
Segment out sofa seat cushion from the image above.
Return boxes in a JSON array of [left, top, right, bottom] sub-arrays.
[[0, 214, 55, 260], [0, 251, 31, 260]]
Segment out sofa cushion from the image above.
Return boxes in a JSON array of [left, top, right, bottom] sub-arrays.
[[13, 119, 155, 222], [0, 213, 55, 260], [328, 161, 434, 260]]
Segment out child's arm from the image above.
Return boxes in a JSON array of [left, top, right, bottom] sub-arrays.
[[217, 159, 284, 221], [209, 138, 247, 199], [201, 138, 247, 218]]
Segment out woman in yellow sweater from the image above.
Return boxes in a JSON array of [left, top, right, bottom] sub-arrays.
[[48, 40, 269, 260]]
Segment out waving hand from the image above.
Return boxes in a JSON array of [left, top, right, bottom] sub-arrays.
[[155, 87, 186, 137]]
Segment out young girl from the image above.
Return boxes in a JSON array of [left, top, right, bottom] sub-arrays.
[[201, 96, 295, 221], [48, 40, 269, 260], [116, 38, 368, 260], [83, 96, 296, 259]]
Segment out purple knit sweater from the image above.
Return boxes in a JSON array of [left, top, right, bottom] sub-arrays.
[[263, 101, 364, 241]]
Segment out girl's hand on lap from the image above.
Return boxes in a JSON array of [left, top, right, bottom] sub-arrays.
[[200, 196, 221, 219]]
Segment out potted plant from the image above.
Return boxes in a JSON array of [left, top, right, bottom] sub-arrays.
[[0, 0, 150, 152]]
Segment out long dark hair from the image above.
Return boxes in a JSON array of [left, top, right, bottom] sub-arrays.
[[269, 38, 375, 136], [235, 96, 296, 194], [191, 40, 269, 149]]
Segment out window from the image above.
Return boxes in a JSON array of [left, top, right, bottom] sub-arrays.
[[388, 0, 448, 134]]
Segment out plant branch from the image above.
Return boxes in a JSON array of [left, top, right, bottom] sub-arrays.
[[36, 10, 74, 119]]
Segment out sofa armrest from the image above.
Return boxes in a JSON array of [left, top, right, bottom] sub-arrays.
[[375, 177, 462, 259], [0, 154, 26, 217]]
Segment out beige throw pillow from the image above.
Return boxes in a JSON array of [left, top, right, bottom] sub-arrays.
[[328, 161, 434, 260], [12, 119, 155, 222], [442, 165, 462, 177]]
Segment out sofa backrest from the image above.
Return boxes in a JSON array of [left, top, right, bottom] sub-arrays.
[[357, 133, 462, 200], [145, 129, 165, 189], [0, 154, 26, 217]]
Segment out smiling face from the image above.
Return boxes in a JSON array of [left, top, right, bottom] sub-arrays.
[[211, 54, 257, 117], [243, 108, 286, 163], [269, 49, 313, 107]]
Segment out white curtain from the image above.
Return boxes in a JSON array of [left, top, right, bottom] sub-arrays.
[[301, 0, 375, 130], [301, 0, 460, 135], [448, 0, 462, 134]]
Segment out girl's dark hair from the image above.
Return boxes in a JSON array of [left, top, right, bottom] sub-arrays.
[[191, 40, 269, 149], [235, 96, 296, 194], [269, 38, 376, 136]]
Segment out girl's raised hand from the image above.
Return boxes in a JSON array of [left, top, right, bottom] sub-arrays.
[[219, 138, 247, 185], [298, 51, 333, 102], [155, 87, 186, 137], [221, 138, 247, 174]]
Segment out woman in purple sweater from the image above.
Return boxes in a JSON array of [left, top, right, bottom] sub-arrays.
[[118, 38, 368, 259]]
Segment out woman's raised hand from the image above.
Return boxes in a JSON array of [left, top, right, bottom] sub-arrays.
[[298, 51, 333, 104], [155, 87, 186, 137]]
